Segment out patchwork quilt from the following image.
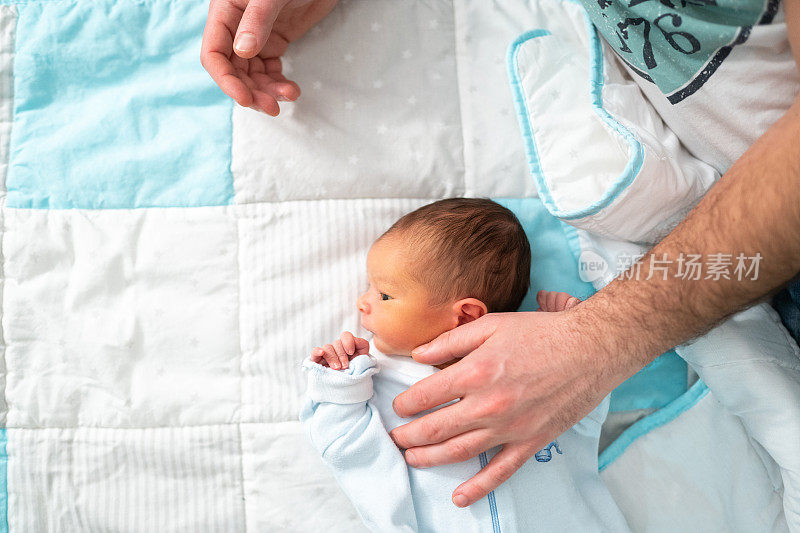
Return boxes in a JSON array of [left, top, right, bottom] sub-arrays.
[[0, 0, 797, 530]]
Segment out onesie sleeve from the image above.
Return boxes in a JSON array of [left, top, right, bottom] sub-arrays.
[[299, 354, 419, 533]]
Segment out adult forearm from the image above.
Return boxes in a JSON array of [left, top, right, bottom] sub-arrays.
[[576, 96, 800, 367]]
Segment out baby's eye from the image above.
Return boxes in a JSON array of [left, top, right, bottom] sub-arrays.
[[380, 293, 392, 301]]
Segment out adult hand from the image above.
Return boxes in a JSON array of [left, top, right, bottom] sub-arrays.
[[389, 308, 649, 508], [201, 0, 338, 115], [389, 5, 800, 511]]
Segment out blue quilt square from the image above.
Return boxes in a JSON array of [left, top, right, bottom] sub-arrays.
[[8, 0, 233, 209]]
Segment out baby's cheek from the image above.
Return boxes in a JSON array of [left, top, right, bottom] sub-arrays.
[[372, 327, 409, 355], [394, 322, 431, 352]]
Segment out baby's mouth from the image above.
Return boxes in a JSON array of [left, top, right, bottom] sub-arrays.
[[360, 318, 373, 334]]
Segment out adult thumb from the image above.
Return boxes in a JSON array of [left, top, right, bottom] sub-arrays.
[[234, 0, 288, 58], [411, 318, 494, 365]]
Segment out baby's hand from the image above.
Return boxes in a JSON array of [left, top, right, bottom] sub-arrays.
[[536, 290, 581, 312], [310, 331, 370, 370]]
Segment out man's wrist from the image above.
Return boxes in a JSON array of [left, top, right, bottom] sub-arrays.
[[565, 289, 664, 379]]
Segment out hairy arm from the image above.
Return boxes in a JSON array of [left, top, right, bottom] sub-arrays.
[[578, 83, 800, 364], [390, 5, 800, 508]]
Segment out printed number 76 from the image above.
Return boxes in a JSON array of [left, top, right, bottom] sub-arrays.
[[616, 14, 701, 70]]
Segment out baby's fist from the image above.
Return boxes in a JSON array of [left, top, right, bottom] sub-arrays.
[[310, 331, 370, 370], [536, 290, 581, 313]]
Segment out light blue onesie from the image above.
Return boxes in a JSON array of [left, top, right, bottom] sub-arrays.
[[299, 345, 630, 532]]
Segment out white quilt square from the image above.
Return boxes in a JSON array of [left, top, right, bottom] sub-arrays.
[[232, 0, 464, 203], [236, 199, 428, 423], [3, 207, 241, 427], [7, 425, 245, 532], [240, 421, 368, 532]]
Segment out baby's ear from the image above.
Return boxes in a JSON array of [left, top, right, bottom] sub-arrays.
[[454, 298, 488, 325]]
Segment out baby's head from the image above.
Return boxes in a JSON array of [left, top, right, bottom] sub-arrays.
[[357, 198, 531, 358]]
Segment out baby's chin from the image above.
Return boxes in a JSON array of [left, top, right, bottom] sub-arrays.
[[372, 336, 392, 354], [372, 336, 412, 357]]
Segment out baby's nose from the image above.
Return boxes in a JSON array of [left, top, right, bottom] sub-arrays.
[[357, 294, 369, 313]]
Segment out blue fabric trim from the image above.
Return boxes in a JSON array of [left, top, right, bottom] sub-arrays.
[[506, 30, 554, 215], [507, 21, 691, 419], [555, 219, 688, 413], [0, 428, 7, 533], [479, 451, 502, 533], [598, 379, 709, 471], [493, 198, 596, 305], [505, 17, 644, 220], [556, 218, 585, 265], [608, 350, 687, 413], [496, 198, 693, 469]]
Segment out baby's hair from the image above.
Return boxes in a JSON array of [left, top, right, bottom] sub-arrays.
[[380, 198, 531, 313]]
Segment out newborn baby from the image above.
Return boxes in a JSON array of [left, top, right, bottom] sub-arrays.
[[299, 198, 629, 532]]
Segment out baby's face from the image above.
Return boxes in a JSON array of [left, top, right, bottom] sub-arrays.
[[356, 235, 457, 357]]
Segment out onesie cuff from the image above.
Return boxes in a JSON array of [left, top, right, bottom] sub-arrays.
[[302, 354, 379, 404]]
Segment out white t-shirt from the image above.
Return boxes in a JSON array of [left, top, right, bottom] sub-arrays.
[[581, 0, 799, 173]]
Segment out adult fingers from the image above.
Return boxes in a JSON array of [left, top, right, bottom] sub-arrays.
[[234, 0, 289, 58], [392, 366, 462, 418], [410, 317, 496, 365], [238, 70, 258, 92], [246, 57, 282, 78], [389, 399, 479, 450], [247, 69, 299, 115], [201, 3, 253, 106], [251, 72, 300, 101], [256, 0, 338, 58], [249, 90, 281, 116], [451, 441, 539, 508], [204, 55, 253, 107], [400, 428, 495, 469]]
